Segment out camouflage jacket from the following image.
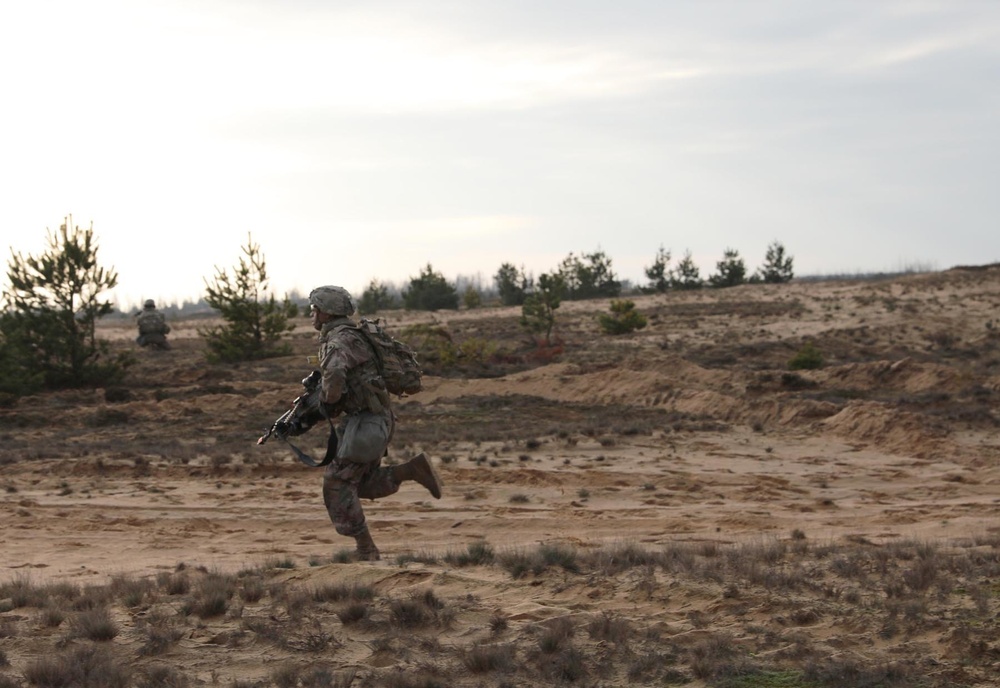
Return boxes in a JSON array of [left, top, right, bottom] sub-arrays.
[[137, 309, 170, 336], [318, 318, 390, 415]]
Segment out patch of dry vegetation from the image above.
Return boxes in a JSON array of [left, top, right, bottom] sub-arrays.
[[0, 537, 997, 686]]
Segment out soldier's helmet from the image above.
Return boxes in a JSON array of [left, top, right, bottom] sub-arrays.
[[308, 285, 355, 316], [144, 299, 155, 309]]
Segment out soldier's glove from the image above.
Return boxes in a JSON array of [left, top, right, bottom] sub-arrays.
[[302, 370, 322, 391], [293, 419, 308, 436], [274, 419, 304, 439], [273, 420, 290, 439]]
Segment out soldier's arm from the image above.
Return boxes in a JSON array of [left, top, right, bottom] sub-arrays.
[[320, 344, 349, 405]]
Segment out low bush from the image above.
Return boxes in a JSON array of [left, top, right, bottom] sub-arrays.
[[597, 299, 648, 335], [789, 341, 823, 370]]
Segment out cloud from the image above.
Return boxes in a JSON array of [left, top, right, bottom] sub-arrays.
[[336, 215, 535, 243], [4, 0, 1000, 307]]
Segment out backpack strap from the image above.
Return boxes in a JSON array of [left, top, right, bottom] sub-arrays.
[[352, 320, 389, 381], [328, 321, 390, 414]]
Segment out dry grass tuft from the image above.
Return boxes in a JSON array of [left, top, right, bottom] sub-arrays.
[[389, 598, 433, 628], [537, 616, 576, 653], [182, 572, 236, 618], [498, 542, 580, 578], [23, 645, 130, 688], [135, 663, 191, 688], [69, 606, 119, 641], [110, 574, 155, 608], [688, 632, 740, 680], [312, 582, 375, 603], [586, 611, 633, 644], [138, 609, 185, 656], [581, 540, 661, 575], [462, 643, 517, 674], [489, 613, 509, 635], [443, 540, 495, 567], [337, 601, 370, 625], [156, 571, 190, 596], [239, 575, 266, 603]]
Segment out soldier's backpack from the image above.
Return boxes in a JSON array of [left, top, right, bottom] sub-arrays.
[[353, 318, 423, 397], [137, 311, 170, 336]]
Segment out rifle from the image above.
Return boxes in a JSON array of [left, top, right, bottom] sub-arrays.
[[257, 370, 338, 467]]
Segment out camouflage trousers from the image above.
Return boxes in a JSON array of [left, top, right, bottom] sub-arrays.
[[322, 410, 398, 538], [136, 333, 169, 349]]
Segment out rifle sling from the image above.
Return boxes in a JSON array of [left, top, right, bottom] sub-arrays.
[[281, 427, 338, 468], [277, 369, 341, 468]]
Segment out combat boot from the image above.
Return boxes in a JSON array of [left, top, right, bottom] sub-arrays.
[[392, 452, 442, 499], [354, 528, 381, 561]]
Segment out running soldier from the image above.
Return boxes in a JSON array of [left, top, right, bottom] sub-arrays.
[[302, 285, 441, 560]]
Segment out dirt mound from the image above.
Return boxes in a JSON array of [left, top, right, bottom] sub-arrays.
[[819, 401, 947, 456], [819, 358, 966, 395]]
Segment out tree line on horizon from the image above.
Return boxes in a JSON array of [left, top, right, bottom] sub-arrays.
[[0, 216, 797, 400], [112, 242, 792, 317], [354, 241, 794, 315]]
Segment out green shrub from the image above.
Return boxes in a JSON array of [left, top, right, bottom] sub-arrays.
[[462, 285, 482, 309], [400, 324, 498, 372], [597, 300, 648, 335], [402, 264, 459, 310], [788, 342, 823, 370]]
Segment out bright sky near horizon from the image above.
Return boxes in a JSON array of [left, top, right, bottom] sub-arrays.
[[2, 0, 998, 309]]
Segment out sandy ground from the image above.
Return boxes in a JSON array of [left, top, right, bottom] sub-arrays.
[[1, 266, 998, 686]]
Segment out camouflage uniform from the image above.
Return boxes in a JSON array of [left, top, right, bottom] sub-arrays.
[[306, 285, 441, 561], [136, 300, 171, 349], [317, 316, 401, 538]]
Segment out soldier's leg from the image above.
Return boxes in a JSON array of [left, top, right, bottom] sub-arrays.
[[330, 413, 391, 560], [322, 461, 378, 560], [339, 412, 441, 500], [358, 453, 442, 500], [343, 412, 396, 500]]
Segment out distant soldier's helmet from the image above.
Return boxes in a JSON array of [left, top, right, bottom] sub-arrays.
[[144, 299, 155, 309], [308, 285, 355, 316]]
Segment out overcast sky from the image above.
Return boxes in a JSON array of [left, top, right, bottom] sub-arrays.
[[2, 0, 998, 308]]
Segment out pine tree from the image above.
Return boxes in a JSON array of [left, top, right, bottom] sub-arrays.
[[558, 250, 621, 300], [494, 263, 532, 306], [757, 241, 795, 283], [644, 246, 672, 293], [671, 249, 703, 290], [1, 216, 128, 392], [708, 248, 747, 288], [358, 279, 398, 315], [200, 234, 295, 363], [520, 273, 566, 345]]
